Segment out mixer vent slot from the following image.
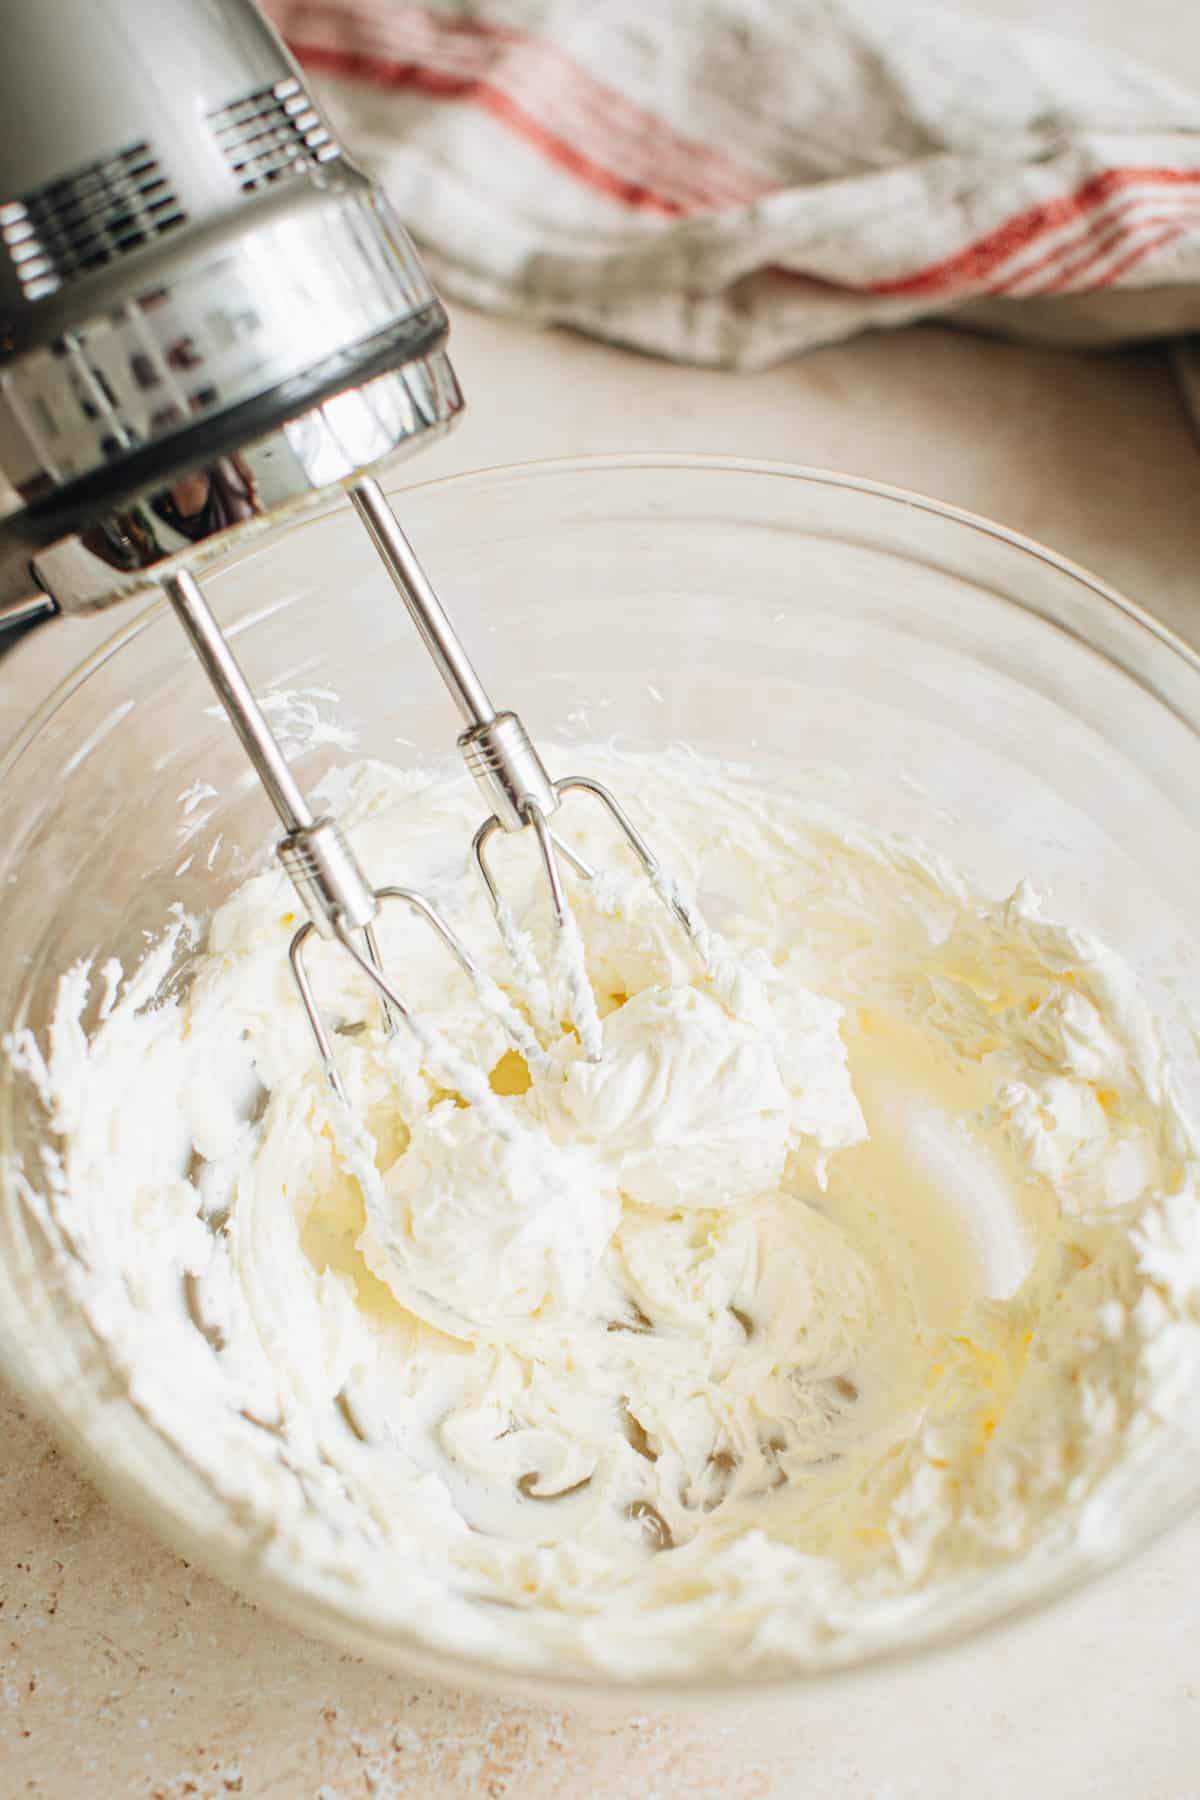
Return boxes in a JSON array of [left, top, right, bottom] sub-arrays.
[[209, 77, 341, 193], [0, 143, 186, 302]]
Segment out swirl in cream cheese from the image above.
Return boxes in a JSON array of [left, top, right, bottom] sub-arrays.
[[10, 746, 1200, 1683]]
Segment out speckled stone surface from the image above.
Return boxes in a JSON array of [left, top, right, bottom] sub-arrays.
[[5, 6, 1200, 1777]]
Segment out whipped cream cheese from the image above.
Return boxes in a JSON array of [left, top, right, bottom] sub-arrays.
[[10, 747, 1200, 1681]]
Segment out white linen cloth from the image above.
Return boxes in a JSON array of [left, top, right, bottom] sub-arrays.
[[264, 0, 1200, 398]]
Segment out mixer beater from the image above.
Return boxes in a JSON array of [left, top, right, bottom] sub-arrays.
[[159, 563, 534, 1103], [349, 477, 704, 1056]]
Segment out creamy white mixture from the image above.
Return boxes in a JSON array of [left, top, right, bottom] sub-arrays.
[[10, 747, 1200, 1680]]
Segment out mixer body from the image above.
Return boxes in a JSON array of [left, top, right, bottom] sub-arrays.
[[0, 0, 463, 628]]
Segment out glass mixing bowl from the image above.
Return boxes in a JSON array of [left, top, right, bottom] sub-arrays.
[[2, 456, 1200, 1700]]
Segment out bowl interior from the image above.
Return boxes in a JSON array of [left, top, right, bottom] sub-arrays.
[[3, 457, 1200, 1693]]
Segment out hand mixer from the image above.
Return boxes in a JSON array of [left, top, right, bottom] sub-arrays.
[[0, 0, 700, 1095]]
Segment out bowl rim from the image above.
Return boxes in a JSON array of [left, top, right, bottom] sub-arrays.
[[6, 451, 1200, 788], [2, 451, 1199, 1703]]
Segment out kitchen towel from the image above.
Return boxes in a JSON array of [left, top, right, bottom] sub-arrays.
[[263, 0, 1200, 389]]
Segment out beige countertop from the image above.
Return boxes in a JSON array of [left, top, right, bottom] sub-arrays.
[[4, 303, 1200, 1800], [5, 4, 1200, 1776]]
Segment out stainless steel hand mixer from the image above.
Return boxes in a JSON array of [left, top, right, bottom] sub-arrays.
[[0, 0, 699, 1094]]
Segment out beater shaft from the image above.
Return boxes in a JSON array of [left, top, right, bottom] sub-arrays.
[[350, 476, 495, 731], [165, 567, 377, 941], [165, 569, 315, 836], [350, 477, 564, 836]]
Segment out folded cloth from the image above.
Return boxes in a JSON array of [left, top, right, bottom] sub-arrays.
[[263, 0, 1200, 378]]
